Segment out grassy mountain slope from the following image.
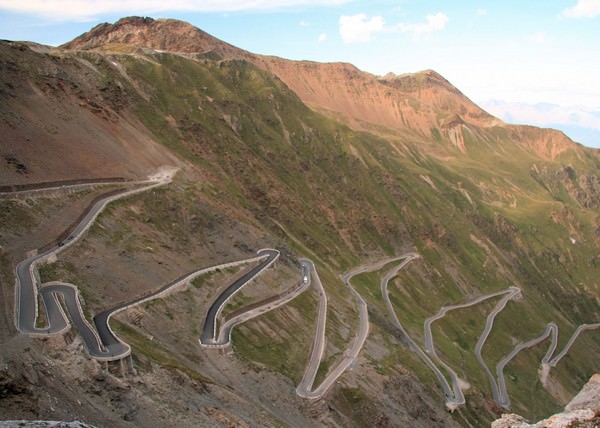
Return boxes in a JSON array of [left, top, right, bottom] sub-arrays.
[[1, 17, 600, 427]]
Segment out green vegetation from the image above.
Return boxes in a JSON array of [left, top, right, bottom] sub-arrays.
[[111, 319, 212, 384], [333, 387, 379, 428], [231, 290, 318, 383], [13, 45, 598, 424], [114, 51, 600, 421]]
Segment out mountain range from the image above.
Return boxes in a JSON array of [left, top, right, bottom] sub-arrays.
[[1, 16, 599, 427]]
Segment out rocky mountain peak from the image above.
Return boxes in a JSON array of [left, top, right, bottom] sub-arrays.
[[59, 17, 576, 157], [61, 16, 246, 58], [379, 69, 461, 95]]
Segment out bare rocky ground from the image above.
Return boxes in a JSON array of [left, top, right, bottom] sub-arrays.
[[0, 422, 96, 428]]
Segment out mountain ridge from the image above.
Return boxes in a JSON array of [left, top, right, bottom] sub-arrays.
[[59, 16, 581, 161], [60, 19, 492, 126]]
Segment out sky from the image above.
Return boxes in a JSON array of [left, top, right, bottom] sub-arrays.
[[1, 0, 599, 146]]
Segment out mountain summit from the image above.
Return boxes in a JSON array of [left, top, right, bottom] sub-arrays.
[[62, 16, 248, 59]]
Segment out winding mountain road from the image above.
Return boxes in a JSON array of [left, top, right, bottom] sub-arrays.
[[213, 260, 312, 347], [11, 172, 598, 407], [14, 169, 176, 359], [389, 275, 599, 410], [198, 248, 280, 346], [296, 254, 421, 399], [13, 168, 291, 361], [379, 253, 469, 409], [493, 321, 600, 408]]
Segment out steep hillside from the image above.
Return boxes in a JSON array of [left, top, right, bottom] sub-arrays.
[[0, 40, 179, 185], [62, 16, 576, 153], [1, 17, 600, 428], [255, 59, 499, 135]]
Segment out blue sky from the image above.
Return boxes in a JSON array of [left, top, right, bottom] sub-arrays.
[[1, 0, 600, 145]]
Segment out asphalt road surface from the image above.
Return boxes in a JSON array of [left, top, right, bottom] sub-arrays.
[[14, 170, 174, 360], [13, 170, 598, 406], [199, 249, 279, 344], [211, 260, 312, 347], [297, 254, 420, 399]]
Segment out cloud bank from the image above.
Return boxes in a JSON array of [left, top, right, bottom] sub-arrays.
[[339, 13, 385, 43], [397, 12, 448, 38]]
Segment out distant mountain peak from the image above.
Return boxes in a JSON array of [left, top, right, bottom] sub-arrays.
[[61, 16, 246, 59], [378, 69, 462, 96]]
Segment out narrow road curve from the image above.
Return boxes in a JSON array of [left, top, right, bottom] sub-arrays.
[[13, 166, 290, 361], [15, 171, 174, 332], [198, 248, 280, 346], [14, 172, 598, 407], [423, 288, 520, 408], [296, 259, 328, 399], [415, 279, 599, 410], [297, 254, 420, 400], [545, 323, 600, 366], [494, 321, 600, 408], [470, 286, 521, 407], [94, 252, 273, 357], [14, 169, 177, 360], [213, 261, 312, 347], [495, 323, 556, 408], [380, 253, 469, 409]]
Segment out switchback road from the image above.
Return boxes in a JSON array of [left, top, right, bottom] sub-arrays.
[[198, 249, 280, 346], [13, 169, 181, 359], [212, 260, 312, 347], [12, 172, 598, 407], [296, 254, 420, 399]]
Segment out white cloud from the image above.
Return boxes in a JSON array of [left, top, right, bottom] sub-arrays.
[[480, 99, 600, 147], [299, 20, 311, 27], [339, 12, 448, 44], [0, 0, 349, 21], [476, 8, 487, 16], [318, 32, 327, 42], [562, 0, 600, 18], [339, 13, 385, 43], [528, 31, 545, 44], [481, 100, 600, 130], [397, 12, 448, 39]]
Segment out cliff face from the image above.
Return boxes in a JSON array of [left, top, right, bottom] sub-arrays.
[[493, 374, 600, 428]]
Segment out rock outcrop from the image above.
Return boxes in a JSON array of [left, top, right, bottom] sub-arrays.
[[493, 374, 600, 428]]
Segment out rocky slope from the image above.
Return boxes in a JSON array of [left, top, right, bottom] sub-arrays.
[[0, 38, 179, 185], [62, 17, 251, 60], [1, 16, 600, 428], [493, 373, 600, 427]]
